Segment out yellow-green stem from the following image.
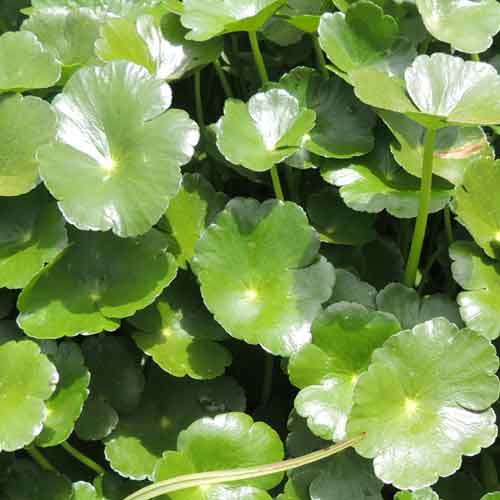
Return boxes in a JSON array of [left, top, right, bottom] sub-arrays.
[[26, 445, 58, 473], [404, 127, 437, 288], [471, 53, 480, 62], [444, 206, 453, 245], [124, 435, 365, 500], [214, 59, 234, 98], [194, 70, 205, 135], [61, 441, 106, 475]]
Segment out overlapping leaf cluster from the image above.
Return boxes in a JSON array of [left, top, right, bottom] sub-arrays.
[[1, 0, 500, 499]]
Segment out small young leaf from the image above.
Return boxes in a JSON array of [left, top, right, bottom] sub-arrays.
[[0, 189, 67, 289], [288, 302, 401, 441], [36, 341, 90, 447], [416, 0, 500, 54], [193, 198, 335, 356], [450, 241, 500, 340], [129, 271, 232, 379], [180, 0, 288, 41], [160, 173, 227, 268], [38, 61, 199, 237], [215, 89, 316, 172], [17, 228, 177, 339], [348, 318, 500, 489], [71, 481, 100, 500], [0, 94, 57, 197], [153, 412, 284, 499], [0, 340, 58, 451], [395, 488, 440, 500], [0, 31, 60, 92], [104, 367, 245, 480]]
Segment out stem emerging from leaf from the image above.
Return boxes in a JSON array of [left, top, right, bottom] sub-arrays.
[[60, 441, 106, 475], [404, 127, 437, 288], [26, 445, 58, 473], [124, 434, 365, 500]]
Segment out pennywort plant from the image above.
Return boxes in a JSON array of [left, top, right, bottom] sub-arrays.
[[1, 0, 500, 499]]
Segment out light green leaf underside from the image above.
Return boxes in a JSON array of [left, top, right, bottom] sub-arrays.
[[36, 341, 90, 447], [153, 412, 284, 499], [379, 110, 494, 186], [0, 94, 57, 196], [289, 302, 400, 441], [104, 368, 245, 480], [453, 159, 500, 259], [0, 340, 58, 452], [0, 31, 60, 92], [17, 228, 177, 339], [320, 133, 452, 218], [193, 198, 335, 356], [215, 89, 316, 172], [307, 188, 376, 246], [450, 241, 500, 340], [348, 318, 500, 490], [129, 271, 232, 379], [38, 61, 199, 237], [416, 0, 500, 54], [96, 14, 222, 81], [180, 0, 288, 41], [0, 189, 67, 289]]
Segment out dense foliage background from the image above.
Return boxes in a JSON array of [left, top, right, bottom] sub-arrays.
[[1, 1, 500, 499]]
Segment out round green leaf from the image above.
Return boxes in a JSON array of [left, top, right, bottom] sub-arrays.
[[96, 14, 223, 81], [327, 269, 377, 309], [71, 482, 100, 500], [36, 341, 90, 447], [2, 460, 72, 500], [0, 94, 57, 197], [75, 395, 119, 442], [30, 0, 162, 19], [215, 89, 316, 172], [0, 189, 67, 289], [0, 31, 60, 92], [270, 67, 376, 159], [379, 110, 494, 186], [193, 198, 335, 356], [38, 61, 199, 237], [396, 489, 440, 500], [307, 187, 376, 246], [376, 283, 463, 330], [22, 7, 100, 68], [180, 0, 288, 41], [320, 134, 452, 218], [289, 302, 400, 441], [482, 494, 500, 500], [17, 228, 177, 339], [129, 271, 232, 379], [279, 0, 327, 33], [318, 1, 415, 80], [104, 367, 246, 480], [0, 340, 58, 451], [348, 318, 500, 490], [450, 241, 500, 340], [416, 0, 500, 54], [154, 412, 284, 499], [160, 173, 227, 268], [453, 159, 500, 259]]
